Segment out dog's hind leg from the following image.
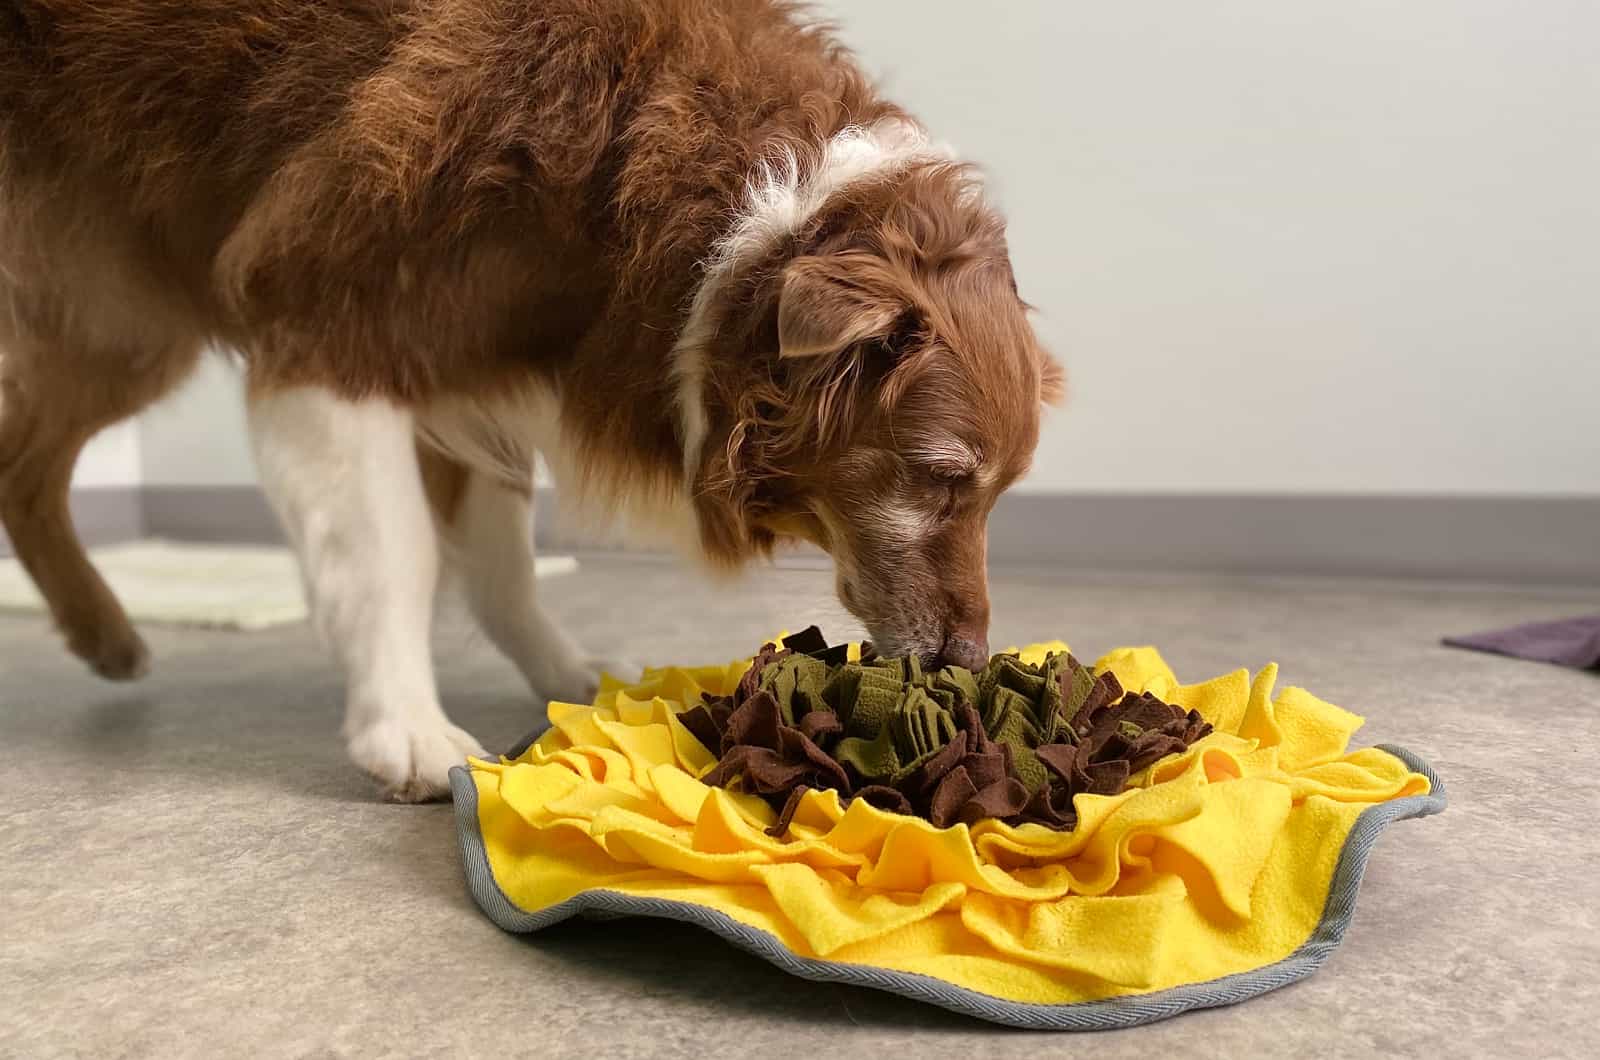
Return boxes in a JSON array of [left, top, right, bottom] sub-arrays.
[[0, 334, 200, 680], [421, 448, 621, 706], [249, 385, 483, 801], [0, 381, 148, 679]]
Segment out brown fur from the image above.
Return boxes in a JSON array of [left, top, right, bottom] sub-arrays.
[[0, 0, 1059, 676]]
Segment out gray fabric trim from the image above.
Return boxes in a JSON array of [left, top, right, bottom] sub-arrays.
[[501, 725, 549, 762], [448, 744, 1446, 1029]]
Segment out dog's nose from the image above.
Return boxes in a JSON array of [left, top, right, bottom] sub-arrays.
[[937, 630, 989, 672]]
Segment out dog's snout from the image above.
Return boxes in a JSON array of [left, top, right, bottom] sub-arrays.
[[938, 630, 989, 671]]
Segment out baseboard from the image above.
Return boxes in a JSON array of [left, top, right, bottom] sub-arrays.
[[28, 486, 1600, 585], [139, 486, 578, 550], [141, 486, 284, 545], [0, 487, 144, 558], [986, 493, 1600, 584], [533, 489, 1600, 584]]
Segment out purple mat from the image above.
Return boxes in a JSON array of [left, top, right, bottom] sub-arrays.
[[1443, 614, 1600, 669]]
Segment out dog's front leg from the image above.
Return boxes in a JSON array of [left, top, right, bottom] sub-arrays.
[[440, 467, 623, 705], [248, 386, 483, 801]]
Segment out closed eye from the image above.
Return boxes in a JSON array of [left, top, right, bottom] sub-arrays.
[[927, 466, 974, 519]]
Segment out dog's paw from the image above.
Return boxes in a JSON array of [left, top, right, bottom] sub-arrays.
[[538, 656, 639, 705], [69, 623, 151, 682], [346, 714, 485, 803], [588, 655, 641, 686]]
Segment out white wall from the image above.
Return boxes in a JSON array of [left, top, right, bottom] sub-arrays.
[[72, 422, 142, 488], [820, 0, 1599, 495], [136, 1, 1599, 497], [138, 353, 255, 487]]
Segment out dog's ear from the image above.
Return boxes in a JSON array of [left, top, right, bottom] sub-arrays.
[[778, 254, 906, 359], [1039, 351, 1067, 406]]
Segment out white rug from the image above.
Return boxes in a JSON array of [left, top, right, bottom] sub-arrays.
[[0, 540, 578, 631]]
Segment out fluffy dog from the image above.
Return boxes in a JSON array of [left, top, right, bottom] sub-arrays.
[[0, 0, 1061, 798]]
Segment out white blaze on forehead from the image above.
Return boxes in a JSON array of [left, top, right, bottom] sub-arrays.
[[670, 119, 956, 481], [912, 435, 980, 472]]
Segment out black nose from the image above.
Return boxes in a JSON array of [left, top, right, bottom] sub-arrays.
[[937, 632, 989, 671]]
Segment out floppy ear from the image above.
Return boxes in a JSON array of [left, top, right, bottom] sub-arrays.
[[777, 254, 906, 359]]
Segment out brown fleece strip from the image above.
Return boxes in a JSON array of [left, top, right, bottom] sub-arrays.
[[678, 627, 1212, 836]]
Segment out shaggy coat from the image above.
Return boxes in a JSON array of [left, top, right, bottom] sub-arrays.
[[0, 0, 1060, 798]]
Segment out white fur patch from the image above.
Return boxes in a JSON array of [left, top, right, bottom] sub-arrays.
[[671, 119, 955, 479], [416, 384, 550, 491], [866, 498, 938, 547], [913, 436, 981, 474], [419, 385, 701, 557]]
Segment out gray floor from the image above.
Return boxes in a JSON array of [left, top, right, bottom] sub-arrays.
[[2, 556, 1597, 1059]]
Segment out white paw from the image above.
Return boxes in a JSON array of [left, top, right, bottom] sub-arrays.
[[538, 660, 604, 705], [345, 714, 486, 803], [537, 656, 639, 705], [588, 655, 641, 686]]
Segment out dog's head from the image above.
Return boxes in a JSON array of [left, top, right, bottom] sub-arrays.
[[700, 163, 1063, 669]]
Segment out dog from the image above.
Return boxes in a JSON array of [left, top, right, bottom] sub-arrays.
[[0, 0, 1062, 799]]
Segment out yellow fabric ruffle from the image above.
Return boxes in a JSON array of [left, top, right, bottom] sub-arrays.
[[465, 643, 1431, 1005]]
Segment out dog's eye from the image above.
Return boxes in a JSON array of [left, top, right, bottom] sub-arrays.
[[929, 467, 972, 520]]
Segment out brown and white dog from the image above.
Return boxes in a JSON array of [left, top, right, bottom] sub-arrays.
[[0, 0, 1061, 799]]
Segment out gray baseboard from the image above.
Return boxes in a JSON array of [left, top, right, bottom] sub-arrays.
[[142, 486, 284, 545], [138, 485, 653, 554], [19, 486, 1600, 585], [986, 493, 1599, 584], [0, 488, 144, 557], [533, 490, 1600, 583], [138, 486, 576, 549]]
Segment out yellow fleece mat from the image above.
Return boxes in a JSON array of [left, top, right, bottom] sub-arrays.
[[450, 642, 1444, 1029]]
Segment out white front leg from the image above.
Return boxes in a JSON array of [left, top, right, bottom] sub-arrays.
[[442, 470, 611, 704], [248, 386, 482, 801]]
